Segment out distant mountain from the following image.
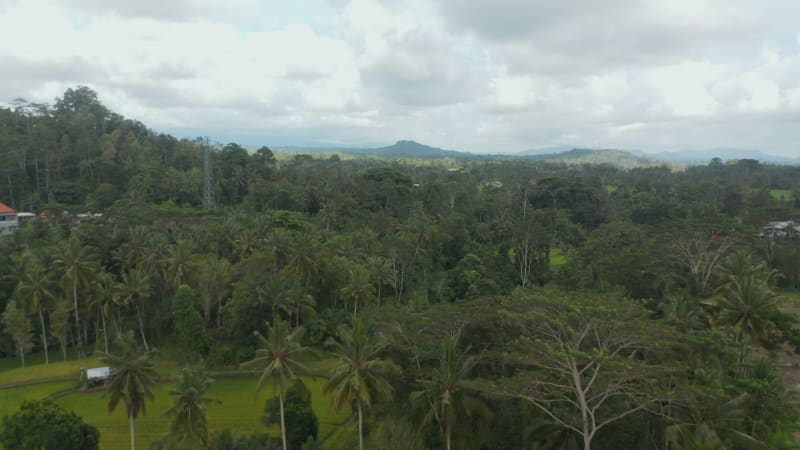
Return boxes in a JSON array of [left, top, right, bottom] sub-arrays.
[[517, 145, 574, 156], [523, 148, 662, 169], [640, 148, 799, 165], [351, 140, 471, 158], [273, 141, 798, 168]]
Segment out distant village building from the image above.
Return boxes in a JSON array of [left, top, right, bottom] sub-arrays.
[[763, 220, 800, 238], [0, 202, 18, 236], [16, 212, 35, 223]]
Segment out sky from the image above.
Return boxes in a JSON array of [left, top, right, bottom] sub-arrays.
[[0, 0, 799, 156]]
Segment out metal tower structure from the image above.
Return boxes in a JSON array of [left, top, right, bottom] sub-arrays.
[[203, 137, 214, 209]]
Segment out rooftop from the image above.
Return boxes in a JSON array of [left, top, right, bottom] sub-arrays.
[[0, 202, 15, 214]]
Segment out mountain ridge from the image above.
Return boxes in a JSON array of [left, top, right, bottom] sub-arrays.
[[273, 140, 798, 166]]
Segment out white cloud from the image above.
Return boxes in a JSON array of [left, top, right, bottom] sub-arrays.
[[0, 0, 799, 155]]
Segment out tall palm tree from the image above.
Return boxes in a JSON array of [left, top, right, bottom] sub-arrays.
[[161, 240, 193, 289], [91, 270, 117, 353], [101, 332, 157, 450], [367, 256, 394, 306], [340, 264, 376, 320], [163, 367, 221, 449], [116, 270, 153, 351], [240, 318, 313, 450], [710, 274, 780, 364], [410, 333, 490, 450], [53, 236, 99, 351], [114, 226, 152, 272], [17, 264, 55, 364], [324, 319, 399, 450], [705, 252, 782, 367]]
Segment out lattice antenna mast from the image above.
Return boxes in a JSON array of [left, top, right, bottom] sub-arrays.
[[203, 136, 215, 209]]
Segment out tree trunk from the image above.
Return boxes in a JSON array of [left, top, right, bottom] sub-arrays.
[[279, 381, 288, 450], [73, 281, 80, 326], [134, 303, 149, 352], [19, 342, 25, 367], [358, 400, 364, 450], [72, 281, 83, 356], [38, 305, 49, 365], [129, 412, 136, 450], [101, 306, 109, 353], [446, 420, 451, 450]]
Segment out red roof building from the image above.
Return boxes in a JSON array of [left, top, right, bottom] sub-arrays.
[[0, 202, 18, 235], [0, 202, 15, 213]]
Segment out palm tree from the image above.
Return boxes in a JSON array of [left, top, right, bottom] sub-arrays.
[[17, 264, 55, 364], [50, 298, 72, 361], [710, 274, 780, 364], [339, 264, 376, 320], [240, 318, 313, 450], [324, 319, 399, 450], [705, 251, 783, 367], [163, 367, 221, 449], [114, 226, 152, 272], [116, 270, 153, 352], [367, 256, 394, 306], [232, 227, 262, 261], [91, 270, 117, 353], [410, 333, 490, 450], [53, 236, 99, 352], [161, 240, 194, 289], [101, 332, 157, 450]]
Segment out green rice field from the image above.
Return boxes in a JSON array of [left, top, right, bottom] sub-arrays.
[[0, 358, 352, 450], [770, 189, 794, 202]]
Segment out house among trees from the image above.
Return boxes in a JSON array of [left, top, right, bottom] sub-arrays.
[[763, 220, 800, 238], [0, 202, 18, 235]]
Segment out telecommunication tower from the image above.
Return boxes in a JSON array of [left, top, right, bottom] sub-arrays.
[[203, 137, 214, 209]]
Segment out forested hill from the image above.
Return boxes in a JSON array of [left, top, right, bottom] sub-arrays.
[[523, 148, 661, 168]]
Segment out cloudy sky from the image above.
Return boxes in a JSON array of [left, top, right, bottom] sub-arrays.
[[1, 0, 799, 155]]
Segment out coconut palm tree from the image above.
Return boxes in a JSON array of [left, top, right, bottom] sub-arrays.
[[705, 252, 782, 367], [240, 318, 313, 450], [101, 332, 157, 450], [339, 264, 375, 320], [115, 270, 153, 352], [324, 319, 399, 450], [161, 239, 193, 289], [710, 274, 780, 365], [410, 333, 490, 450], [53, 236, 99, 352], [17, 264, 55, 364], [91, 270, 116, 353], [162, 367, 221, 449]]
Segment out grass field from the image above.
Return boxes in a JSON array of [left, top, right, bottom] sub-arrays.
[[0, 357, 100, 387], [0, 352, 352, 450], [54, 376, 350, 449], [770, 189, 794, 202], [0, 381, 77, 409], [549, 248, 568, 267], [0, 345, 93, 373]]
